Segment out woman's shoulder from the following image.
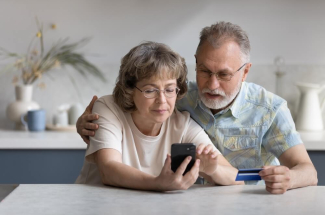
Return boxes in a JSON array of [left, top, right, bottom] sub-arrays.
[[169, 109, 191, 127], [93, 95, 124, 116]]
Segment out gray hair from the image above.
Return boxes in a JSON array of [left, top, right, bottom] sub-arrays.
[[113, 41, 188, 112], [196, 21, 250, 62]]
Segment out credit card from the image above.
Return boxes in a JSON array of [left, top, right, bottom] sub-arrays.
[[235, 168, 263, 181]]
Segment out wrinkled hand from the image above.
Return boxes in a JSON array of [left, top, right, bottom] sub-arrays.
[[76, 95, 99, 144], [196, 143, 219, 176], [154, 154, 200, 191], [259, 166, 291, 194]]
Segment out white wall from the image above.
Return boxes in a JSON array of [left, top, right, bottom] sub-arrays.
[[1, 0, 325, 129]]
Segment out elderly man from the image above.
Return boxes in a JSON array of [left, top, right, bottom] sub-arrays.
[[76, 21, 317, 194]]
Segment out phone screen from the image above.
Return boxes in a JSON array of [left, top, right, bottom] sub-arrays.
[[171, 143, 196, 175]]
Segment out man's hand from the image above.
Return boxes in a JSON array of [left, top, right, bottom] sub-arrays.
[[76, 95, 99, 144], [259, 166, 291, 194], [196, 143, 219, 176]]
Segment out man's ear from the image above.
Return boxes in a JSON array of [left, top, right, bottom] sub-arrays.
[[242, 63, 252, 82]]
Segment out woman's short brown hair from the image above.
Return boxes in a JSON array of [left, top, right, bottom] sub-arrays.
[[113, 41, 188, 112]]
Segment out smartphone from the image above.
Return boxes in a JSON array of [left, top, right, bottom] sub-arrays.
[[171, 143, 196, 175]]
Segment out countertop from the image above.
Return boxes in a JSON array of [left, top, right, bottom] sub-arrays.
[[0, 129, 324, 150], [0, 129, 86, 149], [0, 184, 324, 215]]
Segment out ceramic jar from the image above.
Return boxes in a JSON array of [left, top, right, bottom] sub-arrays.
[[6, 85, 40, 130], [68, 103, 83, 125]]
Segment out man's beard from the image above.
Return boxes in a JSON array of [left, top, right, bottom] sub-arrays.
[[198, 80, 242, 110]]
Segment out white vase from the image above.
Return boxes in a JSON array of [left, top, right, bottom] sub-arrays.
[[6, 85, 40, 130], [68, 103, 83, 125]]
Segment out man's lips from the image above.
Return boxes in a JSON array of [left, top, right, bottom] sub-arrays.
[[205, 93, 223, 99]]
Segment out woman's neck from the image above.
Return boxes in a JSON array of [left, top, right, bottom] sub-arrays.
[[131, 113, 163, 136]]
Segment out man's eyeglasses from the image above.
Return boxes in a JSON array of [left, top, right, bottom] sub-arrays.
[[196, 63, 247, 81], [135, 86, 180, 99]]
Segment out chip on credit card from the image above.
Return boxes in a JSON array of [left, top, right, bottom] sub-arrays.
[[235, 168, 263, 181]]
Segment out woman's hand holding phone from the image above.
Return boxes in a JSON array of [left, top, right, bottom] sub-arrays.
[[196, 143, 219, 176], [154, 154, 200, 191]]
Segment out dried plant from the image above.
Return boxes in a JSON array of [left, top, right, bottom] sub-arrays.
[[0, 18, 106, 85]]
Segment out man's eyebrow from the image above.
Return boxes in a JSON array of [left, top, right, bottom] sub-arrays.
[[197, 64, 231, 73]]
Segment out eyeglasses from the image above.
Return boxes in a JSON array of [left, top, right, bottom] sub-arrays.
[[135, 86, 180, 99], [196, 63, 247, 81]]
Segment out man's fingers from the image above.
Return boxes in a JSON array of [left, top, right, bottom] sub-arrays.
[[265, 186, 286, 194], [265, 182, 283, 189], [84, 113, 99, 122], [262, 174, 290, 183], [82, 136, 90, 145], [260, 166, 288, 176], [82, 128, 95, 137], [85, 122, 99, 130], [86, 95, 98, 112]]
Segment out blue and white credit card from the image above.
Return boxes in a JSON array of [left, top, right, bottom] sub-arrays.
[[235, 168, 263, 181]]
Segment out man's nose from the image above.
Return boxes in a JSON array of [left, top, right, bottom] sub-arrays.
[[207, 74, 220, 89]]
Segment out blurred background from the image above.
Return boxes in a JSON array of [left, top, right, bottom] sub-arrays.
[[1, 0, 325, 128]]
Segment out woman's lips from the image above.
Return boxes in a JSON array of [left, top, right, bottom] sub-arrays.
[[153, 109, 167, 114]]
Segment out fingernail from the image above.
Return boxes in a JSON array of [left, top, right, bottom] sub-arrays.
[[188, 156, 191, 161]]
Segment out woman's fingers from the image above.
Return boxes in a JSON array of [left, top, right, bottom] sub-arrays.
[[210, 151, 219, 158], [196, 143, 205, 155], [183, 159, 200, 187], [161, 154, 172, 173], [175, 156, 192, 176], [203, 144, 213, 154]]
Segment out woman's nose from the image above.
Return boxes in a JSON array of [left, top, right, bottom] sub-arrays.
[[156, 91, 167, 103]]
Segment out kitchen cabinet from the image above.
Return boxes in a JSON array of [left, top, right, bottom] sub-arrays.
[[0, 130, 324, 185], [0, 130, 86, 184]]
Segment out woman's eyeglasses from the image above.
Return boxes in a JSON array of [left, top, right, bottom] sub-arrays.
[[135, 86, 180, 99]]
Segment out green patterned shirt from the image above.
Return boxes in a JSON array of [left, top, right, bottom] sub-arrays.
[[177, 81, 302, 184]]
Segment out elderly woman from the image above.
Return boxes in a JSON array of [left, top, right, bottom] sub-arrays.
[[76, 42, 242, 191]]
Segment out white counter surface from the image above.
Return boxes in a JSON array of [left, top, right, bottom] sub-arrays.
[[0, 130, 86, 149], [299, 130, 325, 151], [0, 129, 324, 150], [0, 184, 324, 215]]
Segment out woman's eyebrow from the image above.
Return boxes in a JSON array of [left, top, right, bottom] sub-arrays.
[[141, 83, 176, 88]]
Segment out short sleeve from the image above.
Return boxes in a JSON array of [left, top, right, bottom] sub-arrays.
[[262, 101, 303, 158], [85, 97, 123, 163], [183, 118, 221, 154]]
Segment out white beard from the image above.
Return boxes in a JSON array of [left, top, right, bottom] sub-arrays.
[[198, 81, 242, 110]]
